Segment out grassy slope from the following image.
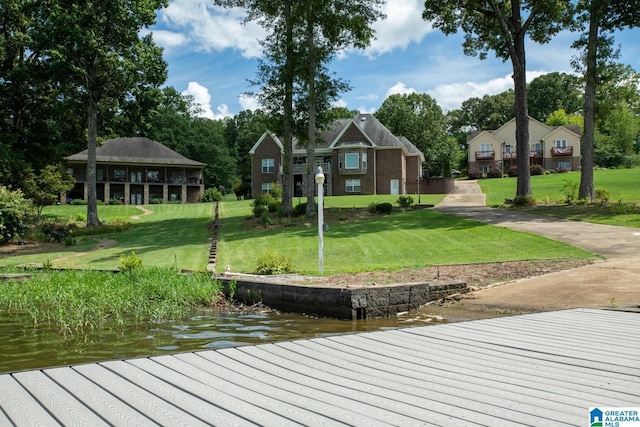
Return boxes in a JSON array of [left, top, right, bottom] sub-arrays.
[[217, 196, 594, 275], [8, 173, 632, 275], [478, 169, 640, 227]]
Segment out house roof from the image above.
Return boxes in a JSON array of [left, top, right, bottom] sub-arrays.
[[466, 117, 582, 144], [65, 137, 206, 167]]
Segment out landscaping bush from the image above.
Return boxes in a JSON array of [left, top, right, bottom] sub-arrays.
[[251, 194, 272, 218], [595, 188, 611, 204], [269, 182, 283, 199], [530, 164, 545, 176], [41, 221, 77, 243], [149, 198, 163, 204], [562, 180, 578, 203], [120, 251, 143, 272], [396, 195, 414, 209], [374, 202, 393, 215], [201, 187, 222, 202], [0, 186, 37, 244], [367, 202, 378, 214], [293, 202, 307, 217], [267, 198, 280, 213], [71, 199, 88, 205], [507, 166, 518, 177], [254, 250, 293, 275], [108, 197, 123, 205], [555, 167, 568, 173], [487, 166, 503, 178], [513, 195, 536, 207], [468, 168, 482, 179]]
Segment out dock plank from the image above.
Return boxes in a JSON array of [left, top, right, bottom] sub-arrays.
[[0, 374, 61, 426], [13, 370, 108, 426], [45, 366, 158, 426], [1, 308, 639, 426]]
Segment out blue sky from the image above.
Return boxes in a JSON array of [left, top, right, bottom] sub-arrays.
[[148, 0, 640, 120]]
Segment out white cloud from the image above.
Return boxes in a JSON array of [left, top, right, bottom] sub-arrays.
[[182, 81, 233, 119], [159, 1, 265, 58], [239, 93, 260, 112], [427, 71, 551, 111], [367, 0, 432, 56], [148, 29, 189, 51], [386, 81, 416, 97]]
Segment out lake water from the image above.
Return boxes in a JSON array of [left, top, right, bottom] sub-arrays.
[[0, 308, 448, 373]]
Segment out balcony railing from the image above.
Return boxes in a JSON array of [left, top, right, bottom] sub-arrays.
[[475, 150, 495, 160], [503, 152, 516, 160], [528, 150, 543, 158], [292, 162, 331, 175], [551, 146, 573, 156]]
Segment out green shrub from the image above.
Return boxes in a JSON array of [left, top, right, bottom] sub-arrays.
[[108, 198, 123, 205], [120, 251, 143, 272], [513, 195, 536, 207], [375, 202, 393, 215], [0, 186, 37, 244], [594, 188, 611, 204], [396, 195, 414, 209], [507, 166, 518, 177], [530, 164, 545, 176], [63, 236, 77, 246], [71, 199, 88, 205], [267, 198, 280, 213], [487, 166, 503, 178], [562, 180, 578, 203], [269, 182, 283, 199], [149, 198, 163, 204], [468, 168, 482, 179], [367, 202, 378, 214], [74, 212, 86, 222], [294, 202, 307, 217], [251, 194, 272, 218], [201, 187, 222, 202], [41, 221, 77, 243], [254, 250, 293, 275]]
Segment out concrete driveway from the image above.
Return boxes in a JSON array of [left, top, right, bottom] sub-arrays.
[[433, 180, 640, 311]]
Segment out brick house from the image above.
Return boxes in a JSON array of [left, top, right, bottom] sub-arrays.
[[467, 116, 581, 174], [64, 137, 206, 205], [249, 113, 424, 198]]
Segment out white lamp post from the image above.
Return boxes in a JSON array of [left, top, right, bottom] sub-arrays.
[[315, 166, 325, 274]]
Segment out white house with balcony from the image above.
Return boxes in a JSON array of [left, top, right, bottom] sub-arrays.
[[467, 116, 581, 174]]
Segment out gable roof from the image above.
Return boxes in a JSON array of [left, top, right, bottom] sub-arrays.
[[467, 116, 582, 144], [249, 131, 283, 154], [65, 137, 206, 167]]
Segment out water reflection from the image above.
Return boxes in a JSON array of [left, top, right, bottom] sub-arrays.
[[0, 308, 446, 374]]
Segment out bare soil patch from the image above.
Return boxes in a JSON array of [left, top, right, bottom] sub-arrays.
[[300, 259, 594, 289]]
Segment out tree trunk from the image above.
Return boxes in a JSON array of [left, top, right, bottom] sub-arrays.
[[280, 0, 294, 217], [512, 30, 531, 198], [579, 14, 599, 202], [305, 2, 318, 217], [86, 95, 101, 227]]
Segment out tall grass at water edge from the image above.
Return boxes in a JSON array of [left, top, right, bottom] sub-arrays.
[[0, 268, 223, 334]]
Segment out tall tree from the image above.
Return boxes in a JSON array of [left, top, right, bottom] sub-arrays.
[[37, 0, 167, 226], [423, 0, 569, 198], [220, 0, 382, 216], [572, 0, 640, 201], [297, 0, 382, 216], [528, 72, 583, 121], [376, 93, 456, 176]]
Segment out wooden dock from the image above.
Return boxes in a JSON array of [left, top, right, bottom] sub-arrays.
[[1, 308, 639, 426]]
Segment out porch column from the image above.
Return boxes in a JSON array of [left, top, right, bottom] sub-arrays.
[[143, 184, 149, 205], [163, 184, 168, 203], [124, 183, 130, 205], [181, 185, 187, 204], [104, 183, 110, 203]]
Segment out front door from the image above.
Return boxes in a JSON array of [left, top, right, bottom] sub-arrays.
[[390, 179, 399, 195]]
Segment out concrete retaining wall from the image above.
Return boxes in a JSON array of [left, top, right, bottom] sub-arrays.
[[422, 177, 455, 194], [216, 276, 467, 320]]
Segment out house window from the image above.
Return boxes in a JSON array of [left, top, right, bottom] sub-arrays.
[[362, 153, 367, 169], [261, 183, 272, 194], [554, 161, 571, 170], [480, 165, 491, 174], [555, 139, 567, 148], [147, 170, 160, 183], [505, 145, 512, 153], [345, 179, 361, 193], [345, 153, 359, 169], [113, 169, 126, 182], [262, 158, 275, 173]]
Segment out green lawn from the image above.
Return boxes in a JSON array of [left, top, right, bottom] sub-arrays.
[[217, 196, 595, 275], [1, 203, 215, 271], [478, 168, 640, 227]]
